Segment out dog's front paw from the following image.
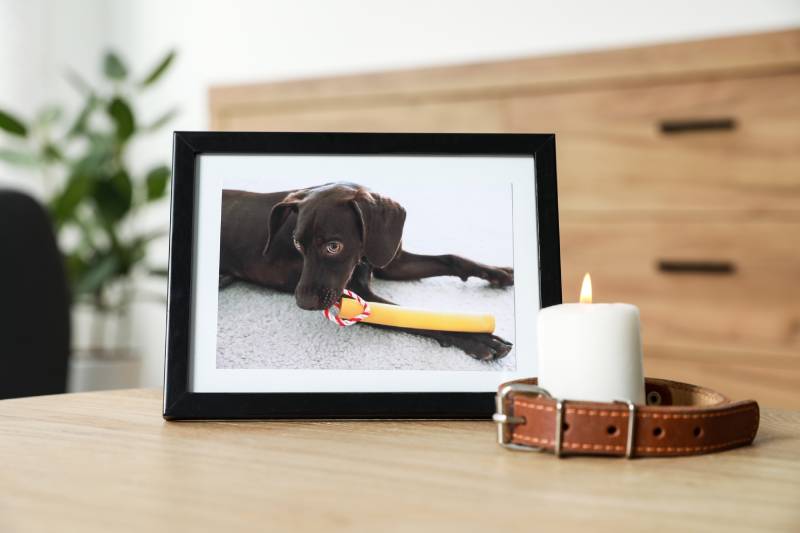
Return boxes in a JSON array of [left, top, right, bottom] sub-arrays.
[[437, 332, 512, 361], [482, 266, 514, 288]]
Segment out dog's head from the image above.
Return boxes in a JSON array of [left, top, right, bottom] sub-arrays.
[[263, 183, 406, 310]]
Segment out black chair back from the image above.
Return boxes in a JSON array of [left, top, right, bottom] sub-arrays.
[[0, 190, 70, 398]]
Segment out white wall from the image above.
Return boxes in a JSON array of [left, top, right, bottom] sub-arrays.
[[108, 0, 800, 135], [2, 0, 799, 388], [0, 0, 109, 196]]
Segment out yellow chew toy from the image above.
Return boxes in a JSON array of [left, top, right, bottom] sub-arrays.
[[339, 297, 495, 333]]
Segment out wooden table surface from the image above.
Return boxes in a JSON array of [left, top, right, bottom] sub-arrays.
[[1, 389, 798, 532]]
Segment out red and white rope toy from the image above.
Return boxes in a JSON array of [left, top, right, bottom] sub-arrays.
[[322, 289, 371, 327]]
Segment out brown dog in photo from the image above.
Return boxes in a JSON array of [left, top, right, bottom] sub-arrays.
[[219, 183, 514, 360]]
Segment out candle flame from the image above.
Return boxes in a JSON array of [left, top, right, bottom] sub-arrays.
[[579, 273, 592, 304]]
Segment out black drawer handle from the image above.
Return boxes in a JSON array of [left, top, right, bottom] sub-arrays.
[[659, 118, 737, 134], [657, 260, 736, 274]]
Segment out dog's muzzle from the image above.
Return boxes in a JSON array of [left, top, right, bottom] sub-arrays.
[[295, 286, 340, 311]]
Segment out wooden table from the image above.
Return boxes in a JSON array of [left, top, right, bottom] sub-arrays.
[[1, 389, 798, 532]]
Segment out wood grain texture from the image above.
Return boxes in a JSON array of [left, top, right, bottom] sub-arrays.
[[0, 389, 798, 533], [644, 345, 800, 410], [209, 29, 800, 124]]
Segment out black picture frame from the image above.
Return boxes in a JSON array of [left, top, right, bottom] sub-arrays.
[[163, 132, 561, 420]]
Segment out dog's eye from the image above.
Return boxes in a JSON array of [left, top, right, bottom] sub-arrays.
[[324, 241, 343, 255], [292, 237, 303, 252]]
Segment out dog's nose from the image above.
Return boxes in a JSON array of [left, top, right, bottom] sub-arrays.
[[295, 287, 336, 311]]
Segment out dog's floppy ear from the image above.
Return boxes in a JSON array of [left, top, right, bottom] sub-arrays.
[[351, 191, 406, 268], [262, 190, 307, 256]]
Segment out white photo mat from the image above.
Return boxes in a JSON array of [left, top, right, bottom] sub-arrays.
[[190, 154, 539, 392]]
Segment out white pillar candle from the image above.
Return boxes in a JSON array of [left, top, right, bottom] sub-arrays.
[[538, 274, 645, 404]]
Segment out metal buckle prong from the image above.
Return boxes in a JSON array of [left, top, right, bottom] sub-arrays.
[[615, 399, 637, 459], [494, 383, 552, 452], [554, 399, 565, 457]]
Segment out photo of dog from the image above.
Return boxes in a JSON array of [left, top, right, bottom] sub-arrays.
[[216, 180, 516, 371]]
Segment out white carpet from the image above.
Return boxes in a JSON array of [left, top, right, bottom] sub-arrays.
[[216, 276, 516, 371]]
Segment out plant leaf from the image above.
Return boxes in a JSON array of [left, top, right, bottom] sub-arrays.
[[116, 238, 147, 274], [0, 148, 41, 166], [140, 50, 176, 87], [68, 94, 100, 137], [41, 143, 64, 162], [145, 165, 170, 200], [107, 97, 136, 141], [65, 252, 88, 287], [103, 51, 127, 80], [71, 213, 98, 253], [51, 173, 93, 226], [0, 109, 28, 137], [94, 170, 133, 222], [72, 134, 114, 176], [143, 107, 178, 132], [74, 253, 120, 295]]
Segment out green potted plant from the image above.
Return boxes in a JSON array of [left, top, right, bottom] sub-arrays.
[[0, 49, 176, 389]]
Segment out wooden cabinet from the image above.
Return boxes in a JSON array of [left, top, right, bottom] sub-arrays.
[[209, 29, 800, 407]]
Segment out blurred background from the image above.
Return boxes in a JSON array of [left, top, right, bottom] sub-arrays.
[[0, 1, 798, 405]]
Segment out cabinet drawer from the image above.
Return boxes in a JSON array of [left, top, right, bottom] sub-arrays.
[[508, 73, 800, 214], [560, 220, 800, 355]]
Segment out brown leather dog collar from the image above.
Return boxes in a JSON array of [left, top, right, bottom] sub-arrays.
[[494, 378, 759, 458]]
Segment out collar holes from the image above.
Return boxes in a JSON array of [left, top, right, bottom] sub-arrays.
[[647, 391, 662, 405]]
